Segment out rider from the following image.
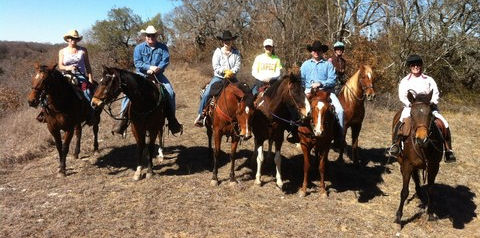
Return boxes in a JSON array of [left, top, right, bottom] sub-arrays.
[[194, 30, 241, 127], [385, 54, 456, 162], [251, 39, 282, 95], [112, 25, 183, 136], [328, 41, 347, 94], [301, 40, 344, 147]]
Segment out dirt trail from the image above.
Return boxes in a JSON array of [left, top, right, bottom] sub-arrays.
[[1, 66, 479, 237]]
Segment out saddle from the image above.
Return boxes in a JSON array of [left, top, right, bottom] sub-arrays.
[[397, 117, 448, 142]]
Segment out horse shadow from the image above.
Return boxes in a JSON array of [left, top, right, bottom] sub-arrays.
[[279, 147, 394, 202], [404, 184, 477, 229]]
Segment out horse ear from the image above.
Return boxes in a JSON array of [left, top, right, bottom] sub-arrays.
[[34, 62, 40, 70], [47, 63, 57, 71], [407, 91, 415, 103]]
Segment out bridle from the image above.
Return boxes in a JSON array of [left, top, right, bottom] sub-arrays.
[[271, 81, 308, 127]]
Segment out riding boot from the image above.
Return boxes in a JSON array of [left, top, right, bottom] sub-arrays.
[[444, 127, 456, 163], [386, 121, 404, 157], [286, 126, 300, 144], [194, 114, 205, 127], [112, 113, 128, 136], [168, 116, 183, 135]]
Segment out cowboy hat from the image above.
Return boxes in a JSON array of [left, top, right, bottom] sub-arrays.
[[140, 25, 158, 35], [216, 30, 238, 41], [307, 40, 328, 53], [63, 29, 82, 42]]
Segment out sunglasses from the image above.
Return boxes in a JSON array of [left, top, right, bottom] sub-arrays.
[[146, 34, 156, 38]]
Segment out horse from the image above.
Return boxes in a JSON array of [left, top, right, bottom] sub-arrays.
[[337, 65, 375, 164], [392, 90, 444, 224], [298, 88, 335, 197], [27, 63, 101, 177], [91, 66, 166, 180], [204, 81, 254, 186], [251, 72, 311, 190]]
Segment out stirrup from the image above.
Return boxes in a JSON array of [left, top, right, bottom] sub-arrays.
[[385, 144, 400, 158]]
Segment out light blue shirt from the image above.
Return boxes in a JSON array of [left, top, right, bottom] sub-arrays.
[[300, 58, 336, 91], [133, 41, 169, 77]]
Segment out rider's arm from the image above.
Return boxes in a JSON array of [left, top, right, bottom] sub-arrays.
[[212, 48, 224, 76], [251, 55, 262, 80], [429, 77, 440, 105], [271, 57, 282, 80], [231, 50, 241, 74], [398, 77, 410, 106], [157, 44, 169, 73], [133, 43, 150, 74], [83, 47, 93, 83], [321, 62, 337, 89]]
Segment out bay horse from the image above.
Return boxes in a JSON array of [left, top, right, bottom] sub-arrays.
[[298, 88, 335, 197], [204, 81, 254, 186], [27, 63, 101, 177], [392, 90, 443, 224], [251, 72, 311, 190], [337, 65, 375, 164], [91, 66, 166, 180]]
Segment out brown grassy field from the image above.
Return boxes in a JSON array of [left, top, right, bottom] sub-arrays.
[[1, 64, 479, 237]]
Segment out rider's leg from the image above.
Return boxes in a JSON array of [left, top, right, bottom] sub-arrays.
[[329, 93, 345, 149], [386, 107, 410, 157], [159, 76, 183, 135], [195, 76, 222, 127], [112, 97, 129, 135], [432, 111, 456, 162]]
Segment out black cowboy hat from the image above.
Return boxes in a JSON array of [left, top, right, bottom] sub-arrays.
[[406, 54, 423, 66], [307, 40, 328, 53], [216, 30, 238, 41]]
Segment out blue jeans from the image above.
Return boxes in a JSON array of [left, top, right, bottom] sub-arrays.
[[121, 74, 176, 119], [197, 76, 223, 115]]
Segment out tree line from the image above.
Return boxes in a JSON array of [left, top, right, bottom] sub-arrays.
[[82, 0, 479, 98]]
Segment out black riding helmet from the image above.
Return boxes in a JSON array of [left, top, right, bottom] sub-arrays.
[[406, 54, 423, 66]]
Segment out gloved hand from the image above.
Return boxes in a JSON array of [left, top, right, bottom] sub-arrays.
[[312, 82, 322, 88], [224, 69, 234, 80], [147, 69, 154, 75]]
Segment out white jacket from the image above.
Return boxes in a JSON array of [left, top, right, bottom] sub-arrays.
[[398, 73, 439, 106]]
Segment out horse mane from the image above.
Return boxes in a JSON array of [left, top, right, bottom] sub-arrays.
[[341, 65, 373, 102], [264, 72, 300, 99], [233, 82, 255, 107]]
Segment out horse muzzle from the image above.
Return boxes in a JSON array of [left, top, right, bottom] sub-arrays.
[[27, 98, 39, 108], [366, 93, 376, 101], [91, 98, 104, 109]]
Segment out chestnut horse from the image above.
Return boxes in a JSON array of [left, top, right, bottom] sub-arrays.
[[27, 63, 101, 177], [252, 72, 311, 190], [392, 91, 443, 224], [337, 65, 375, 164], [204, 81, 254, 186], [91, 66, 166, 180], [298, 89, 335, 197]]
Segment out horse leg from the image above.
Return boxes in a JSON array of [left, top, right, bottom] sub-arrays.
[[211, 130, 222, 186], [49, 128, 65, 177], [427, 161, 440, 221], [350, 124, 362, 166], [395, 161, 413, 224], [273, 140, 284, 190], [412, 169, 423, 201], [156, 128, 164, 162], [73, 125, 81, 159], [299, 142, 311, 197], [318, 147, 329, 197], [207, 126, 213, 161], [92, 121, 99, 154], [229, 137, 239, 185], [146, 130, 158, 179], [133, 129, 145, 181], [254, 141, 264, 186]]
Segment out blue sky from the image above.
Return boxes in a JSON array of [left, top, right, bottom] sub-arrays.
[[0, 0, 181, 44]]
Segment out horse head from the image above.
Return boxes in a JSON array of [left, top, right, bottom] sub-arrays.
[[309, 89, 334, 137], [359, 65, 375, 101], [284, 72, 311, 120], [28, 63, 57, 107], [228, 82, 254, 140], [408, 90, 434, 147], [91, 66, 122, 109]]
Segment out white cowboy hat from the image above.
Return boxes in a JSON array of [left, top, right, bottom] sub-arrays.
[[140, 25, 158, 35], [63, 29, 82, 42]]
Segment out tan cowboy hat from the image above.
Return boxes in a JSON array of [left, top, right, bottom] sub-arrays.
[[140, 25, 158, 35], [63, 29, 82, 42]]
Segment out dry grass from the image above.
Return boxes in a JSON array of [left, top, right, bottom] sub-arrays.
[[1, 65, 479, 237]]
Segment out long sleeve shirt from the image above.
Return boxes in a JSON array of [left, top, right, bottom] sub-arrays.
[[212, 47, 241, 78], [133, 41, 169, 77], [300, 58, 336, 91], [251, 53, 282, 82], [398, 73, 439, 106]]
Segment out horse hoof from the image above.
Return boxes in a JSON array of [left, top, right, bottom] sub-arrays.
[[254, 180, 262, 187], [394, 217, 401, 224], [276, 182, 284, 191], [156, 156, 164, 163], [320, 191, 328, 198], [73, 154, 79, 160], [229, 181, 238, 187], [299, 190, 307, 197], [56, 172, 66, 178], [133, 173, 142, 181], [145, 172, 154, 179], [427, 214, 437, 221], [210, 180, 219, 186]]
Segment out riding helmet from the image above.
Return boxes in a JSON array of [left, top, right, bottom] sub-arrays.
[[406, 54, 423, 66]]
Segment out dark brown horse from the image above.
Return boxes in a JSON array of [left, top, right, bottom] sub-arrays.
[[337, 65, 375, 164], [392, 90, 444, 224], [27, 63, 101, 177], [91, 66, 166, 180], [298, 89, 335, 197], [252, 72, 311, 190], [204, 81, 254, 186]]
